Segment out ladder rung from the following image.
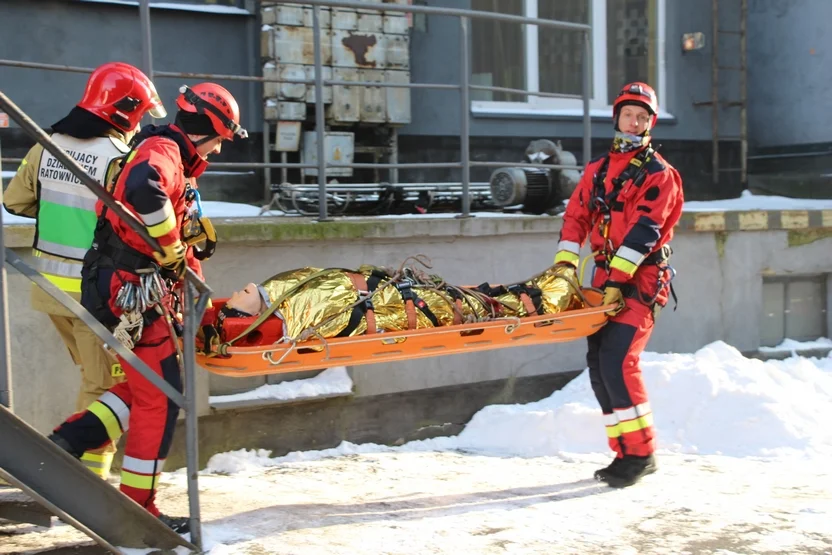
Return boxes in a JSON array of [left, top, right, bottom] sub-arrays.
[[718, 65, 744, 71], [717, 136, 743, 140], [693, 101, 715, 107], [722, 101, 745, 107], [718, 29, 743, 35], [718, 168, 743, 172]]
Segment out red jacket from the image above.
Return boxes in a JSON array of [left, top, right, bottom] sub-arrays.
[[98, 125, 203, 278], [558, 146, 684, 292]]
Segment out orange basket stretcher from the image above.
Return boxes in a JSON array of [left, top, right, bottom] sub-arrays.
[[195, 288, 610, 377]]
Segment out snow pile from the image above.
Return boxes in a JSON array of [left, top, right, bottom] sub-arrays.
[[206, 340, 832, 475], [208, 366, 352, 407], [441, 341, 832, 459]]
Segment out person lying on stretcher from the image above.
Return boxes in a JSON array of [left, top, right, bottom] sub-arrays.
[[198, 263, 584, 355]]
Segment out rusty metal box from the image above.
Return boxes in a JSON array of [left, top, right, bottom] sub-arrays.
[[359, 69, 386, 123], [357, 11, 384, 34], [302, 6, 331, 28], [264, 100, 306, 122], [302, 131, 355, 177], [269, 26, 332, 66], [305, 65, 333, 104], [331, 8, 358, 30], [385, 34, 409, 70], [384, 70, 411, 124], [262, 4, 331, 28], [326, 68, 361, 123], [263, 64, 307, 101], [332, 30, 385, 69], [383, 13, 409, 35]]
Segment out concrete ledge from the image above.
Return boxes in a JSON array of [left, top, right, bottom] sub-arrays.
[[6, 209, 832, 248], [154, 369, 582, 471]]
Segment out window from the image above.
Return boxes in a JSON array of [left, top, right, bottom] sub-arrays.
[[470, 0, 667, 116]]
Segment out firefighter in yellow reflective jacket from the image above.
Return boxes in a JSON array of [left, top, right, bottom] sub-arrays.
[[3, 62, 166, 478]]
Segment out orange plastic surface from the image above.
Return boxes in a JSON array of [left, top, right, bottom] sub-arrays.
[[196, 288, 610, 377]]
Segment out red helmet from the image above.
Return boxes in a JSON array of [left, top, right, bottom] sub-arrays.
[[613, 82, 659, 128], [77, 62, 166, 133], [175, 83, 247, 141]]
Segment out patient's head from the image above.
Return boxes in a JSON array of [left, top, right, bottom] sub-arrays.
[[224, 282, 269, 316]]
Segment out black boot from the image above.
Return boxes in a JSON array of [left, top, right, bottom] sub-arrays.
[[593, 456, 625, 481], [595, 454, 657, 488], [48, 433, 84, 459], [158, 513, 190, 535]]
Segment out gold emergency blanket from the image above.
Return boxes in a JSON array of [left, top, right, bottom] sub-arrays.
[[256, 263, 582, 341]]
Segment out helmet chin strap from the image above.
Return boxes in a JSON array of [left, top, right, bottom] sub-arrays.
[[191, 134, 219, 147]]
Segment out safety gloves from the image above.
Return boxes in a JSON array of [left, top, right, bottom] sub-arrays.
[[602, 282, 626, 316], [153, 239, 187, 279], [183, 216, 217, 261], [553, 250, 579, 269]]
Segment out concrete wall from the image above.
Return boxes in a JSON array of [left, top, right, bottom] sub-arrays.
[[747, 0, 832, 149], [4, 211, 832, 434]]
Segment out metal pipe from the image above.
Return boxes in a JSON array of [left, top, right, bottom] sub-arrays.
[[389, 128, 398, 184], [582, 31, 592, 167], [459, 16, 471, 218], [139, 0, 154, 81], [263, 120, 271, 204], [0, 61, 460, 91], [469, 161, 583, 170], [712, 0, 719, 186], [210, 161, 465, 170], [183, 279, 206, 551], [0, 140, 11, 411], [740, 0, 748, 188], [262, 0, 592, 31], [312, 5, 328, 222]]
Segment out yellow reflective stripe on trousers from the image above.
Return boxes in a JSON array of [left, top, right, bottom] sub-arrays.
[[87, 401, 123, 442], [619, 413, 654, 435], [121, 469, 159, 490]]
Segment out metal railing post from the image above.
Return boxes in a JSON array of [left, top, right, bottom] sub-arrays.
[[263, 120, 272, 204], [459, 15, 471, 218], [139, 0, 154, 81], [183, 279, 206, 551], [312, 5, 328, 221], [582, 30, 592, 166], [0, 138, 12, 411]]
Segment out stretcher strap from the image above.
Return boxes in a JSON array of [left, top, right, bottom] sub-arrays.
[[346, 272, 377, 334], [453, 298, 463, 325], [517, 292, 537, 317]]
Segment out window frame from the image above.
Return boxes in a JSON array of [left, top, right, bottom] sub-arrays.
[[470, 0, 670, 119]]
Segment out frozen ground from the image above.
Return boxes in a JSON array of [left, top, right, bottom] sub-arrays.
[[2, 340, 831, 554]]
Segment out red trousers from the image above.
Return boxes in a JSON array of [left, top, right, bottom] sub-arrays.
[[588, 266, 664, 457], [53, 314, 182, 516]]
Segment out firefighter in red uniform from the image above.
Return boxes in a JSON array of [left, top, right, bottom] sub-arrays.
[[48, 83, 246, 532], [554, 82, 683, 488]]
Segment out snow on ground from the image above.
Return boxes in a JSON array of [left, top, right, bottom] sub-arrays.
[[4, 339, 832, 554], [209, 367, 352, 408]]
